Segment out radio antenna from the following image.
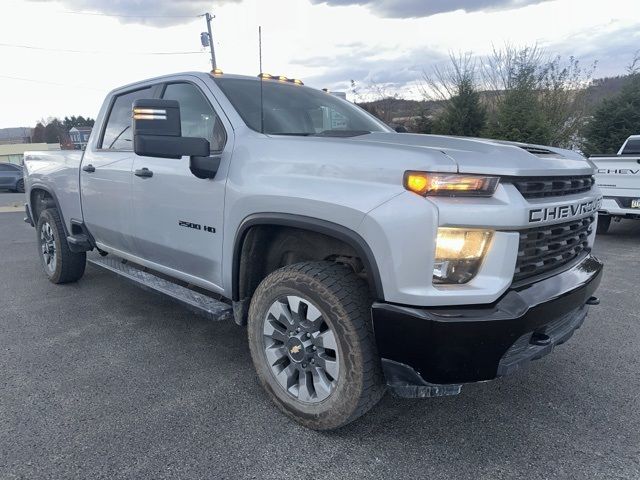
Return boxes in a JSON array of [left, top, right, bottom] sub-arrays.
[[259, 26, 265, 134]]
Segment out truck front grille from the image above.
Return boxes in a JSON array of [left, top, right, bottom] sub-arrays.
[[510, 176, 595, 199], [514, 216, 594, 282]]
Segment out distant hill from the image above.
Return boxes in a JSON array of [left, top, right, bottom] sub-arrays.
[[358, 75, 631, 128]]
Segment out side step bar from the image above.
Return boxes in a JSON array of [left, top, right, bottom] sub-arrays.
[[88, 256, 233, 321]]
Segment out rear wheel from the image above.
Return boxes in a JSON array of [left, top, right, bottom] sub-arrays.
[[36, 208, 86, 283], [15, 179, 25, 193], [247, 261, 385, 430], [596, 214, 611, 234]]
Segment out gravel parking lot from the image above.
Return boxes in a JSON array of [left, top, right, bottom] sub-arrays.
[[1, 210, 639, 479]]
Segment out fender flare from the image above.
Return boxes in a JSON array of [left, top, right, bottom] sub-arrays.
[[231, 213, 385, 301], [28, 184, 67, 233]]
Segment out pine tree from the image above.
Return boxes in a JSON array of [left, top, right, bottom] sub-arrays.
[[486, 49, 551, 144], [582, 74, 640, 155], [432, 77, 486, 136]]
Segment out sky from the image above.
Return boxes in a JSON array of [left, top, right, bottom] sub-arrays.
[[0, 0, 638, 128]]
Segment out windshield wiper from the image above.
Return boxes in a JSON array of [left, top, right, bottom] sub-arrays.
[[315, 130, 371, 138]]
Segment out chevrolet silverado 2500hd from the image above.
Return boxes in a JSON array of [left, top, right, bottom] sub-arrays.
[[591, 135, 640, 233], [23, 71, 603, 430]]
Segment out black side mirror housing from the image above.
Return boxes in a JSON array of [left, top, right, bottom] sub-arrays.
[[132, 99, 210, 159], [394, 125, 408, 133]]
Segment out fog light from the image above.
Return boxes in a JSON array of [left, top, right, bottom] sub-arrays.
[[433, 228, 492, 284]]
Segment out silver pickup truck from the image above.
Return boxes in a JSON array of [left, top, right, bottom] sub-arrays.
[[24, 71, 603, 430], [591, 135, 640, 233]]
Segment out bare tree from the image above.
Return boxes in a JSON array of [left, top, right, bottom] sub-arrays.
[[480, 44, 595, 147], [419, 53, 486, 136]]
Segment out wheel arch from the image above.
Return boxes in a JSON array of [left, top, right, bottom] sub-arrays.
[[29, 185, 67, 233], [231, 213, 384, 303]]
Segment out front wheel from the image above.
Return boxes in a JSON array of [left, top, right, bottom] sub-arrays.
[[248, 261, 385, 430], [36, 208, 86, 284]]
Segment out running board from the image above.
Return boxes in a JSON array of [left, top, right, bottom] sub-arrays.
[[88, 256, 233, 321]]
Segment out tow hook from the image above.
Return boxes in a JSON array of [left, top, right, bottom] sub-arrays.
[[586, 296, 600, 305], [530, 332, 551, 346]]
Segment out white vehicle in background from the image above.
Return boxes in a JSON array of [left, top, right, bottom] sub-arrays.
[[591, 135, 640, 233]]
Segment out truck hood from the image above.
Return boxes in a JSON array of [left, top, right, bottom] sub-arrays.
[[352, 132, 595, 177]]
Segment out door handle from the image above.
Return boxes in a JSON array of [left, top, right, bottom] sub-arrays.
[[82, 164, 95, 173], [134, 168, 154, 178]]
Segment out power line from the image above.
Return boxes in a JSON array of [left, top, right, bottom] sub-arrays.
[[59, 10, 199, 19], [0, 42, 206, 56], [0, 75, 102, 91]]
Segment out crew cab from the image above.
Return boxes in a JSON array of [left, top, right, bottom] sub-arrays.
[[23, 71, 603, 430], [591, 135, 640, 233]]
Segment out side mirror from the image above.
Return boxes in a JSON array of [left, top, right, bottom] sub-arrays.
[[394, 125, 408, 133], [132, 99, 209, 159]]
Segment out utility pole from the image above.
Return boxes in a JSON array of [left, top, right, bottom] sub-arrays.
[[202, 12, 217, 70]]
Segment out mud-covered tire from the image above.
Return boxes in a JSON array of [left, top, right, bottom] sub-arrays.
[[36, 208, 86, 284], [247, 261, 385, 430], [15, 179, 25, 193], [596, 214, 611, 234]]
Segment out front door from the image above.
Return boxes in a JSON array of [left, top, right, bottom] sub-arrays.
[[130, 80, 231, 291], [80, 86, 155, 254]]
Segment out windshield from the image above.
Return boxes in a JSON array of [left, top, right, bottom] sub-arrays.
[[214, 77, 389, 137]]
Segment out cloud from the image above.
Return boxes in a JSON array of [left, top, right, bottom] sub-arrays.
[[294, 44, 445, 93], [552, 25, 640, 78], [310, 0, 553, 18], [28, 0, 242, 26]]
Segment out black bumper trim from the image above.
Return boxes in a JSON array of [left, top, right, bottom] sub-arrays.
[[372, 255, 603, 386]]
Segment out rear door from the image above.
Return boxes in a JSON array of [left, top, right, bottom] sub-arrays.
[[130, 79, 231, 290], [80, 86, 158, 254]]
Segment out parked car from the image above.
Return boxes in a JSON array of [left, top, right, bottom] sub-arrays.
[[0, 162, 24, 192], [23, 71, 603, 430], [591, 135, 640, 233]]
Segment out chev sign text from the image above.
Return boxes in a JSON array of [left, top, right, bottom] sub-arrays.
[[528, 198, 602, 223]]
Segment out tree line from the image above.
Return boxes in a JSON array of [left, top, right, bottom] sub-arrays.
[[32, 116, 95, 144], [358, 46, 640, 155]]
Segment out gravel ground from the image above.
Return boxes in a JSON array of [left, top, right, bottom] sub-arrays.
[[1, 211, 639, 479]]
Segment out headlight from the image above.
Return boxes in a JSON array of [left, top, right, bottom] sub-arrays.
[[433, 228, 492, 284], [404, 172, 500, 197]]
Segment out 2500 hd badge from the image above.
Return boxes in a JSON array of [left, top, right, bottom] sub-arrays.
[[528, 198, 602, 223]]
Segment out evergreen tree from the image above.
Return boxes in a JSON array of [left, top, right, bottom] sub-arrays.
[[486, 48, 551, 144], [582, 74, 640, 155], [32, 122, 46, 143], [432, 77, 486, 136], [422, 53, 486, 137]]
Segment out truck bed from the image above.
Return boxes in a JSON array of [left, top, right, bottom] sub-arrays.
[[23, 150, 84, 232]]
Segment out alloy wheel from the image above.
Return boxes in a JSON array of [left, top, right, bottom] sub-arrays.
[[40, 221, 57, 274], [262, 295, 340, 404]]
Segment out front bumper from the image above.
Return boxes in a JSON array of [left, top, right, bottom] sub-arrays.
[[372, 254, 603, 397]]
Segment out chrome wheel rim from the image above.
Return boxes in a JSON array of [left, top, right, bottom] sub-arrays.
[[40, 221, 57, 274], [262, 295, 340, 404]]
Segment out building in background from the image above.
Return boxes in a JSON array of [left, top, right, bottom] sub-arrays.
[[0, 127, 32, 145], [0, 143, 60, 165], [69, 127, 92, 150]]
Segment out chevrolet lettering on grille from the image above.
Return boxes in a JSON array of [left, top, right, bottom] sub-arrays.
[[528, 198, 602, 223]]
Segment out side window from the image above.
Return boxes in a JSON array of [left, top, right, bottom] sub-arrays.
[[0, 164, 11, 171], [162, 83, 227, 152], [101, 87, 153, 150]]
